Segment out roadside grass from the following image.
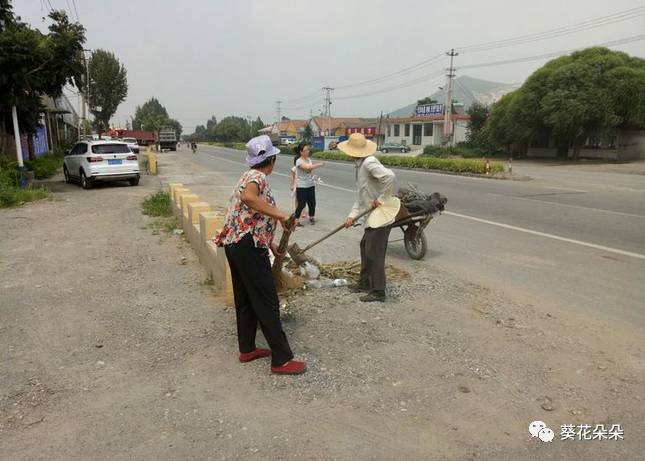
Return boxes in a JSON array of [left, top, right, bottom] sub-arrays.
[[146, 216, 179, 234], [142, 191, 172, 217], [0, 150, 65, 208], [313, 151, 505, 175], [207, 142, 246, 151], [24, 150, 64, 179]]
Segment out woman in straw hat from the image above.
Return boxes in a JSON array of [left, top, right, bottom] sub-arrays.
[[340, 133, 397, 303], [214, 135, 306, 375]]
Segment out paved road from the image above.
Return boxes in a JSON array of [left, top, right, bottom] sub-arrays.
[[188, 145, 645, 329]]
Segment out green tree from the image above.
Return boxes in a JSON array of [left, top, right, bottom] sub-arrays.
[[205, 115, 217, 141], [486, 47, 645, 158], [86, 49, 127, 134], [417, 97, 437, 105], [193, 124, 207, 141], [302, 124, 313, 143], [466, 101, 491, 147], [132, 97, 168, 130], [167, 118, 182, 140], [213, 116, 249, 142], [0, 4, 85, 159]]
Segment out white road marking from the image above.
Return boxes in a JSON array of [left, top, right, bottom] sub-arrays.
[[542, 186, 587, 193], [444, 211, 645, 261], [201, 148, 645, 260], [484, 193, 645, 219]]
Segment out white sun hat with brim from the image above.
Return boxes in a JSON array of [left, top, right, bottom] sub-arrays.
[[367, 196, 401, 228], [338, 133, 377, 158], [246, 135, 280, 167]]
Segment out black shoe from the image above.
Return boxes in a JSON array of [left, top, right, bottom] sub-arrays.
[[360, 290, 386, 303], [349, 283, 369, 293]]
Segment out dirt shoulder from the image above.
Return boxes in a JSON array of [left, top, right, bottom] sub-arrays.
[[1, 156, 643, 460]]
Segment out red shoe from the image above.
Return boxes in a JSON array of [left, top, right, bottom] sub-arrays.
[[239, 348, 271, 363], [271, 360, 307, 375]]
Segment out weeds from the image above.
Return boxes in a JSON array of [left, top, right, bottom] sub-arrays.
[[142, 191, 172, 217]]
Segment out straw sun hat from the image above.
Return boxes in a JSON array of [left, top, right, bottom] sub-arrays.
[[367, 196, 401, 228], [337, 133, 377, 158]]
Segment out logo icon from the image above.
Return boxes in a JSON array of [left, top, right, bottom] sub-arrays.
[[529, 421, 554, 443]]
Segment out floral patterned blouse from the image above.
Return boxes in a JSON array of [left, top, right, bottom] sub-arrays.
[[213, 169, 277, 249]]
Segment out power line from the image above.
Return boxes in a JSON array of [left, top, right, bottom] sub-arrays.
[[456, 6, 645, 53], [282, 100, 324, 111], [460, 33, 645, 70], [334, 53, 445, 90], [334, 70, 445, 101], [70, 0, 80, 21]]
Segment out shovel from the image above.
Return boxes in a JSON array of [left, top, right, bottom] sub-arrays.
[[288, 205, 376, 266], [272, 214, 297, 290]]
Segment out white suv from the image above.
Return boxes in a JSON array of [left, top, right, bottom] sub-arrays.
[[63, 140, 140, 189]]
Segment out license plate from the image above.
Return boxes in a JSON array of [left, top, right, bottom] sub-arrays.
[[108, 159, 122, 165]]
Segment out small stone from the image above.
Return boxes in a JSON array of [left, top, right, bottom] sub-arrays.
[[458, 385, 471, 394], [598, 365, 608, 371], [95, 343, 103, 349], [360, 319, 367, 324], [179, 257, 188, 265], [172, 229, 184, 235], [152, 230, 160, 235], [452, 426, 459, 431], [540, 396, 555, 411]]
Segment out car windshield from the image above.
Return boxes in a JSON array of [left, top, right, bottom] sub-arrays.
[[92, 144, 130, 154], [123, 138, 137, 143]]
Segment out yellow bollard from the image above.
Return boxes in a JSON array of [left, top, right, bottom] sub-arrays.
[[147, 151, 157, 175]]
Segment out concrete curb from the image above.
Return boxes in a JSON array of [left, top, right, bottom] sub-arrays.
[[168, 183, 233, 306]]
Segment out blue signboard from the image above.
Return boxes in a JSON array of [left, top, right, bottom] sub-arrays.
[[415, 104, 444, 116]]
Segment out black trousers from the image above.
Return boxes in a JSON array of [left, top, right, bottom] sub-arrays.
[[295, 186, 316, 218], [224, 234, 294, 367], [359, 226, 392, 292]]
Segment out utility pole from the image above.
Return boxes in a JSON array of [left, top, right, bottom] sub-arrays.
[[276, 100, 282, 124], [11, 105, 26, 187], [322, 86, 333, 136], [443, 48, 458, 146]]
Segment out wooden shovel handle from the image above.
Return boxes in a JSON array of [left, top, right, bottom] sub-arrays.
[[300, 206, 375, 253]]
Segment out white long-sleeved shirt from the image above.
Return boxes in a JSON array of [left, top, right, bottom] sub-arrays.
[[348, 155, 396, 226]]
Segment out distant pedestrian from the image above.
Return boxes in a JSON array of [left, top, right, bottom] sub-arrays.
[[293, 142, 324, 224], [214, 135, 306, 375]]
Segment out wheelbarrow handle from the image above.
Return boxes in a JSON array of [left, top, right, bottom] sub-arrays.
[[299, 206, 375, 254]]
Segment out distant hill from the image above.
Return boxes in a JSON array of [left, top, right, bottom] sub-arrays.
[[388, 75, 520, 117]]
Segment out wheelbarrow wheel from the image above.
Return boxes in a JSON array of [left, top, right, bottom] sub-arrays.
[[404, 231, 427, 260]]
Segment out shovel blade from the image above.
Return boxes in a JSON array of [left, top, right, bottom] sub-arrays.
[[288, 242, 308, 265]]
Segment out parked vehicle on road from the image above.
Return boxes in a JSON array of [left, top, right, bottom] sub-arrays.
[[122, 137, 140, 153], [379, 142, 411, 153], [63, 140, 140, 189], [159, 129, 177, 151]]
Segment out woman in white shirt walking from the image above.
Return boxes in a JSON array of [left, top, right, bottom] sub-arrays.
[[293, 142, 324, 224]]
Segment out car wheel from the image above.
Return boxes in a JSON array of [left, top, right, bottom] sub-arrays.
[[400, 148, 406, 153], [129, 177, 140, 186], [382, 148, 388, 153], [63, 166, 71, 183], [80, 170, 93, 189]]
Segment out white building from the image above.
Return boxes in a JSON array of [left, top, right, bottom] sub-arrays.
[[383, 115, 469, 150]]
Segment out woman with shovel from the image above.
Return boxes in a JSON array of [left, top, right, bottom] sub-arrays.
[[214, 135, 306, 375]]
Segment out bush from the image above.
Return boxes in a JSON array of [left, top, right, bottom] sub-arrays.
[[0, 166, 49, 208], [23, 151, 64, 179], [142, 191, 173, 217], [313, 151, 505, 175], [0, 185, 49, 207]]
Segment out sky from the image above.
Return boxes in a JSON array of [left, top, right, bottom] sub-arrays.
[[14, 0, 645, 133]]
